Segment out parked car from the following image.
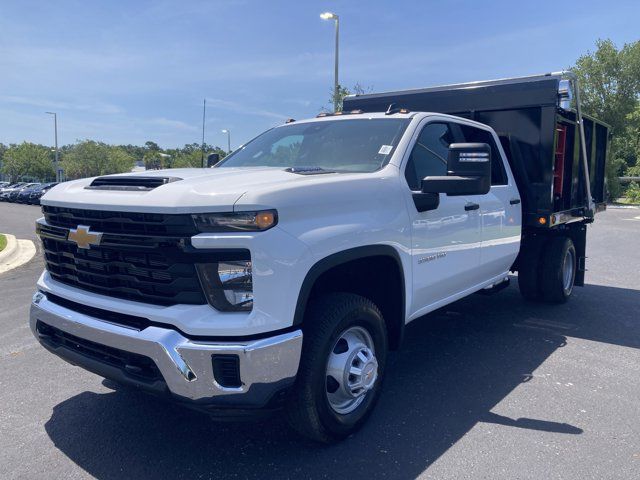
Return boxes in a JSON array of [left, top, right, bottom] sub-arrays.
[[17, 184, 41, 204], [30, 72, 610, 443], [7, 183, 39, 202], [0, 181, 10, 189], [0, 183, 27, 201], [24, 182, 58, 205]]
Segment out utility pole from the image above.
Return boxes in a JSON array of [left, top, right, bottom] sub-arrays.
[[45, 112, 59, 181], [201, 98, 206, 168]]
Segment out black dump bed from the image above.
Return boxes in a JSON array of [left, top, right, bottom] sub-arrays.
[[343, 73, 610, 229]]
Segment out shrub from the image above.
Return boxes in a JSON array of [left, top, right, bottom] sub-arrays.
[[626, 181, 640, 204]]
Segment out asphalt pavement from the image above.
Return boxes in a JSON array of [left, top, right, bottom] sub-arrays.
[[1, 202, 639, 479]]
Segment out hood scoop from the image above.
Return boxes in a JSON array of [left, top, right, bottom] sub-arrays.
[[85, 176, 182, 191]]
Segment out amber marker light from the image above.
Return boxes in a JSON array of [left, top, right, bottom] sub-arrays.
[[256, 210, 276, 230], [538, 216, 547, 225]]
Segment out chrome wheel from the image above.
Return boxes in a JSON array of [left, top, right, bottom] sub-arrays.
[[562, 248, 575, 292], [325, 326, 378, 415]]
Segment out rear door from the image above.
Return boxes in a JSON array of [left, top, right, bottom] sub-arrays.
[[458, 123, 522, 279], [402, 119, 483, 318]]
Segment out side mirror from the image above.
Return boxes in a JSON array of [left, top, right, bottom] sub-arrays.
[[421, 143, 491, 196], [207, 153, 221, 167]]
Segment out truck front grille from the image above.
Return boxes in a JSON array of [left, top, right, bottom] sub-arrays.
[[41, 236, 206, 305], [38, 207, 207, 306], [42, 205, 198, 236]]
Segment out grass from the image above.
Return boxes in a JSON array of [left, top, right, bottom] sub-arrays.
[[615, 197, 640, 206], [0, 234, 6, 253]]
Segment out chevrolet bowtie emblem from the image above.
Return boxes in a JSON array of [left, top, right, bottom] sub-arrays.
[[67, 225, 103, 249]]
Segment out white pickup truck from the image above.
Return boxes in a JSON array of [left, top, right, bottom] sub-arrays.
[[30, 73, 609, 442]]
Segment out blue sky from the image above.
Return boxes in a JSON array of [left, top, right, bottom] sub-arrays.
[[1, 0, 638, 149]]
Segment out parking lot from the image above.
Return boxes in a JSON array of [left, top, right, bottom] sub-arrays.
[[1, 202, 639, 479]]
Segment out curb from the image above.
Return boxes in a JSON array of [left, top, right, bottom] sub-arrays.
[[608, 205, 640, 209], [0, 234, 18, 261], [0, 233, 36, 274]]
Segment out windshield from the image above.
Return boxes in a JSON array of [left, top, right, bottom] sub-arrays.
[[217, 118, 410, 173]]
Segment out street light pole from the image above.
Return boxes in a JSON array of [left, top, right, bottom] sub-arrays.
[[222, 129, 231, 154], [45, 112, 59, 182], [201, 98, 207, 168], [321, 12, 340, 112]]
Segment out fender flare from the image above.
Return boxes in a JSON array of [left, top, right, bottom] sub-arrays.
[[292, 245, 406, 347]]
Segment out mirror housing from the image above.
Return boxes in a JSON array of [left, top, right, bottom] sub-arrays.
[[421, 143, 491, 196], [207, 153, 221, 167]]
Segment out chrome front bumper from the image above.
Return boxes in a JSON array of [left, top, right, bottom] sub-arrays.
[[30, 292, 303, 407]]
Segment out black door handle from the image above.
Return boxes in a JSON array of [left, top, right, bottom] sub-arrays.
[[510, 198, 521, 205], [464, 203, 479, 211]]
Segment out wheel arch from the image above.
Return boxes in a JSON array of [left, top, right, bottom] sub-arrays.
[[293, 245, 406, 350]]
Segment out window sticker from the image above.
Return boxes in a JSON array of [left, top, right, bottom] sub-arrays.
[[378, 145, 393, 155]]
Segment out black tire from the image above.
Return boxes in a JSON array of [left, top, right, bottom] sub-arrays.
[[518, 237, 545, 301], [540, 237, 576, 303], [286, 293, 388, 443]]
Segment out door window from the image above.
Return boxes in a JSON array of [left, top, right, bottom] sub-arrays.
[[458, 124, 508, 185], [405, 122, 456, 190]]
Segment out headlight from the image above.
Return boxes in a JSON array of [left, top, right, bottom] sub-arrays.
[[196, 260, 253, 311], [193, 210, 277, 232]]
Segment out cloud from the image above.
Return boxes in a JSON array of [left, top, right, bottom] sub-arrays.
[[197, 52, 333, 82], [284, 98, 313, 108], [0, 95, 123, 115], [0, 45, 143, 73], [205, 97, 289, 121], [146, 117, 198, 131], [0, 106, 205, 148]]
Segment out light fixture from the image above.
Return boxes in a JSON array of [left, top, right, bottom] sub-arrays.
[[192, 210, 277, 232], [196, 260, 254, 311]]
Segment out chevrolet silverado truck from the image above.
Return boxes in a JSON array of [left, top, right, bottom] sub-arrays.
[[31, 72, 609, 442]]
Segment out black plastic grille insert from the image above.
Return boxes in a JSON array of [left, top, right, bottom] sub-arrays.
[[42, 205, 198, 236]]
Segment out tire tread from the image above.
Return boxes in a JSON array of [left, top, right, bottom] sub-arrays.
[[540, 236, 575, 303], [286, 293, 384, 443]]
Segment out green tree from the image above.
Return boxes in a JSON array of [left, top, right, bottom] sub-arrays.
[[143, 150, 165, 170], [0, 143, 7, 180], [325, 83, 371, 112], [573, 39, 640, 133], [144, 140, 161, 152], [62, 140, 134, 179], [1, 142, 55, 181], [172, 150, 204, 168], [622, 106, 640, 176], [625, 181, 640, 203], [119, 144, 146, 163], [571, 39, 640, 198], [159, 144, 227, 169]]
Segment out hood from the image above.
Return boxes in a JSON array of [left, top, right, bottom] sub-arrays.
[[41, 167, 340, 213]]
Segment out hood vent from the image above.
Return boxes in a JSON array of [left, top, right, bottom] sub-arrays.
[[85, 176, 182, 191], [284, 166, 336, 175]]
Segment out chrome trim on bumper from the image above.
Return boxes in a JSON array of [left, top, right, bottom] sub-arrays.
[[30, 292, 302, 403]]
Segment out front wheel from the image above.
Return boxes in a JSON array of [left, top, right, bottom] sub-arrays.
[[286, 293, 388, 443]]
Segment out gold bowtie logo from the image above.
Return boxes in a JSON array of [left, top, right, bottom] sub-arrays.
[[67, 225, 103, 249]]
